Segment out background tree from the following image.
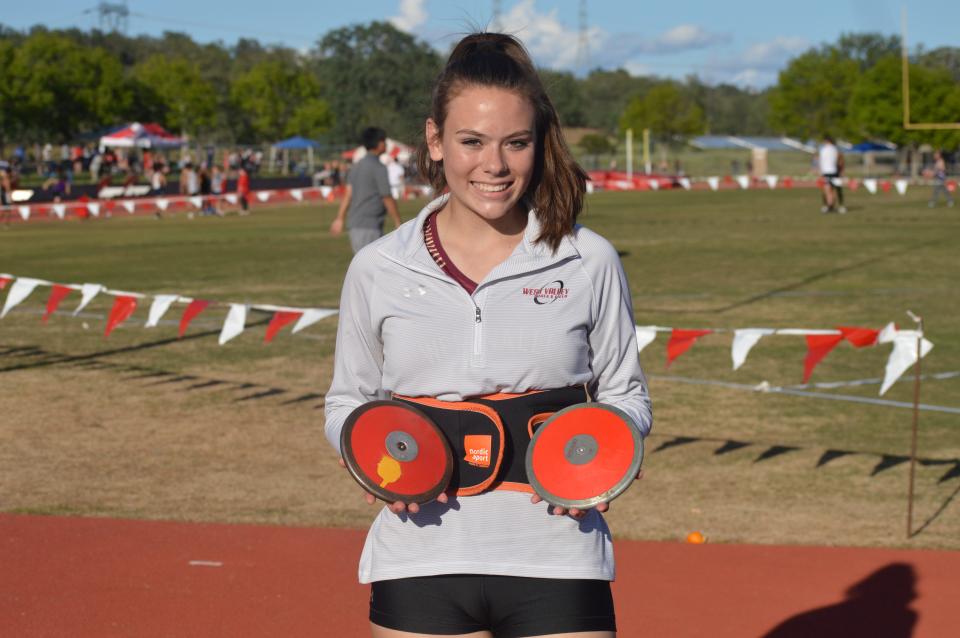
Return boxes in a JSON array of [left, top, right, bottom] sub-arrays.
[[619, 83, 705, 142], [4, 32, 131, 142], [230, 60, 332, 142], [539, 69, 586, 127], [310, 22, 440, 144], [769, 47, 859, 139], [133, 55, 217, 137]]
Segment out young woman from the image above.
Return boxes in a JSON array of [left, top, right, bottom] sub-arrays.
[[325, 32, 652, 638]]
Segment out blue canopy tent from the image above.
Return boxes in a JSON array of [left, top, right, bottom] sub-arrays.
[[271, 136, 321, 174], [850, 141, 897, 153]]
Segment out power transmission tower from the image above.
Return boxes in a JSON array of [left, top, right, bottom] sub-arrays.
[[576, 0, 590, 75], [93, 1, 130, 33], [491, 0, 503, 32]]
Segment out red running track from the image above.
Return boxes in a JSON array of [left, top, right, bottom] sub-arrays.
[[2, 514, 958, 637]]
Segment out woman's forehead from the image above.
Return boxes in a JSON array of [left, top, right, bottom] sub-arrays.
[[445, 86, 535, 130]]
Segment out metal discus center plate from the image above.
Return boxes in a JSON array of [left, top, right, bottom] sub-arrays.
[[386, 430, 419, 462], [563, 434, 598, 465]]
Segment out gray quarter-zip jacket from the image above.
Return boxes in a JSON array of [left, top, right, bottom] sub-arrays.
[[325, 195, 652, 583]]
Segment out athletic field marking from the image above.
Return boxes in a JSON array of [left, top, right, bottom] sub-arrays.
[[783, 371, 960, 390], [653, 375, 960, 415], [188, 560, 223, 567]]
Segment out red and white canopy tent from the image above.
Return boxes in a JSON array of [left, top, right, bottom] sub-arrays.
[[342, 138, 414, 164], [99, 123, 186, 150]]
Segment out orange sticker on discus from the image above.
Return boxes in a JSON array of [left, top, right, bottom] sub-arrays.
[[463, 435, 492, 468]]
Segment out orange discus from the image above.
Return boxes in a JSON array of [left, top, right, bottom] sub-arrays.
[[526, 403, 643, 509], [341, 400, 453, 504]]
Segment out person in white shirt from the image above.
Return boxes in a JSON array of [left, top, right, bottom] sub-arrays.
[[387, 156, 406, 201], [818, 135, 846, 214], [325, 32, 651, 638]]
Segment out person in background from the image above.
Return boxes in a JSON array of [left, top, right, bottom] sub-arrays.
[[928, 150, 954, 208], [329, 126, 401, 253], [387, 155, 406, 201], [818, 135, 846, 214], [236, 163, 251, 215], [198, 166, 216, 216], [210, 165, 225, 216]]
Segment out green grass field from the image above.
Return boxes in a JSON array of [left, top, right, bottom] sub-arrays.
[[1, 187, 958, 549]]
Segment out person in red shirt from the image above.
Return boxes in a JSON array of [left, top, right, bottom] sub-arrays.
[[236, 164, 251, 215]]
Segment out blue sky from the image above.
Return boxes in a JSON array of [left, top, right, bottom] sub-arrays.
[[4, 1, 956, 87]]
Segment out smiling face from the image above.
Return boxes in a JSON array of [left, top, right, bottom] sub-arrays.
[[426, 84, 537, 229]]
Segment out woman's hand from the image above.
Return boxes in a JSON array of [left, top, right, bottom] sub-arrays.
[[339, 457, 448, 514], [530, 469, 644, 519]]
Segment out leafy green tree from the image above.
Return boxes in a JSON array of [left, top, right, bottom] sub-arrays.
[[231, 60, 333, 141], [619, 83, 705, 142], [311, 22, 440, 144], [539, 69, 586, 127], [848, 56, 960, 148], [4, 32, 131, 141], [834, 33, 901, 71], [133, 55, 218, 137], [581, 69, 654, 133], [769, 48, 859, 139]]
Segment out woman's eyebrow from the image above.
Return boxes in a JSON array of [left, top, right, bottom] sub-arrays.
[[454, 128, 534, 137]]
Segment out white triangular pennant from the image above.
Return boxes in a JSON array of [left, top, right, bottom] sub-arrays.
[[72, 284, 104, 315], [678, 178, 691, 190], [863, 179, 877, 195], [707, 177, 719, 191], [291, 308, 339, 334], [648, 180, 659, 191], [189, 196, 203, 209], [635, 326, 659, 353], [256, 191, 271, 202], [880, 332, 933, 395], [145, 294, 179, 328], [731, 328, 775, 371], [877, 322, 898, 344], [291, 189, 303, 201], [735, 175, 750, 190], [18, 206, 31, 221], [894, 179, 908, 195], [122, 200, 136, 213], [219, 304, 247, 345], [1, 277, 43, 318], [585, 181, 595, 194], [764, 175, 778, 189], [320, 186, 332, 199], [52, 204, 66, 219], [155, 198, 169, 211], [87, 203, 100, 217], [224, 193, 238, 205]]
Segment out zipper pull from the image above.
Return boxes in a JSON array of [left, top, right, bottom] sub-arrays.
[[475, 307, 482, 323]]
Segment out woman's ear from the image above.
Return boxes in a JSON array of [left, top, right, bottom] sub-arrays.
[[425, 119, 443, 162]]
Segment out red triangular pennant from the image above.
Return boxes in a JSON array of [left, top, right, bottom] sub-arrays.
[[838, 326, 879, 348], [42, 284, 73, 323], [104, 296, 138, 337], [666, 329, 712, 367], [0, 276, 11, 290], [264, 311, 303, 343], [179, 299, 211, 337], [803, 334, 845, 383]]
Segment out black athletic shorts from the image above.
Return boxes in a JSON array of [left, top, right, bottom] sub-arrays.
[[369, 574, 616, 636]]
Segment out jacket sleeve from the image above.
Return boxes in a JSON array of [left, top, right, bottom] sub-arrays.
[[324, 249, 386, 454], [586, 239, 653, 437]]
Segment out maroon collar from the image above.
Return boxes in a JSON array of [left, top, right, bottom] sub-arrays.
[[424, 212, 478, 294]]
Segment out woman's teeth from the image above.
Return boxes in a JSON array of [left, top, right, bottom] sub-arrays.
[[473, 182, 509, 192]]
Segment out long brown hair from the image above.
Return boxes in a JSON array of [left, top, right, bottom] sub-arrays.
[[416, 33, 587, 252]]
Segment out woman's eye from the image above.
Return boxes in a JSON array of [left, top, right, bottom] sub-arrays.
[[461, 138, 481, 147], [508, 140, 531, 150]]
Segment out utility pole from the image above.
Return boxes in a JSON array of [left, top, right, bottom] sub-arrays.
[[91, 1, 130, 33], [576, 0, 590, 75]]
